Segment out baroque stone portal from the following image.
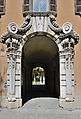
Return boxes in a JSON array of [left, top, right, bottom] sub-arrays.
[[2, 14, 79, 108]]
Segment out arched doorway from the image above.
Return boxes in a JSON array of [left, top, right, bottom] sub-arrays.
[[2, 16, 78, 108], [32, 67, 45, 85], [21, 35, 60, 104]]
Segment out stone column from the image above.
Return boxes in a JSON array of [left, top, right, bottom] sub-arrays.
[[43, 76, 45, 85], [59, 38, 75, 108], [59, 50, 66, 100], [6, 44, 17, 108], [7, 42, 22, 108], [33, 75, 36, 84], [66, 52, 73, 95], [9, 50, 15, 98], [59, 22, 79, 109], [15, 49, 22, 107], [65, 41, 75, 102], [40, 75, 42, 85]]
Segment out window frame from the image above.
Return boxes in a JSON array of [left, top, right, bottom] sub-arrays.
[[49, 0, 57, 12], [23, 0, 57, 17], [33, 0, 47, 12], [0, 0, 5, 16], [23, 0, 32, 12], [75, 0, 81, 15]]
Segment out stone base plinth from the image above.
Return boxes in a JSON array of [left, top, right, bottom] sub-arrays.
[[7, 99, 22, 109], [59, 98, 75, 110], [1, 96, 7, 107]]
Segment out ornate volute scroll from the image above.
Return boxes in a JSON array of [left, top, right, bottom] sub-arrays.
[[19, 15, 32, 33], [2, 22, 22, 49], [8, 22, 18, 34], [48, 15, 62, 33], [60, 22, 79, 45], [62, 22, 73, 34], [2, 15, 32, 46]]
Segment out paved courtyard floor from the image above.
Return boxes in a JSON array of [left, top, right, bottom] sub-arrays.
[[0, 98, 81, 119]]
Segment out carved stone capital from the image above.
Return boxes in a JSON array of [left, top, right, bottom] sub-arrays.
[[59, 22, 79, 45]]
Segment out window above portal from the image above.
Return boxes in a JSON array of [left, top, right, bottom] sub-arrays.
[[0, 0, 5, 17], [23, 0, 57, 17], [33, 0, 47, 12], [75, 0, 81, 15]]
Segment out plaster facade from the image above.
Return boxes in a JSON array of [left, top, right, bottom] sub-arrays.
[[0, 0, 81, 109]]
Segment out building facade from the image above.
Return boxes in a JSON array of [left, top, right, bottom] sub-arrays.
[[0, 0, 81, 109]]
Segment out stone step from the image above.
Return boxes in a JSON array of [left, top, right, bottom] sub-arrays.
[[23, 97, 59, 109]]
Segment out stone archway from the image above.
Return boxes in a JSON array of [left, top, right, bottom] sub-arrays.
[[21, 34, 60, 104], [2, 14, 79, 108]]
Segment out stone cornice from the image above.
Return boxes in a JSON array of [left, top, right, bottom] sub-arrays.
[[1, 14, 79, 46]]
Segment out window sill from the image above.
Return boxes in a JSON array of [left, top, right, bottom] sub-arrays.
[[23, 11, 57, 17]]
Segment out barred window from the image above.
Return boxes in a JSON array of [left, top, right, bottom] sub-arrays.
[[33, 0, 39, 12], [0, 0, 5, 16], [49, 0, 57, 12], [75, 0, 81, 15], [23, 0, 57, 14], [23, 0, 30, 12]]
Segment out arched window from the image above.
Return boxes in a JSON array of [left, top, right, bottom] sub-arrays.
[[23, 0, 57, 16], [32, 67, 45, 85], [0, 0, 5, 17], [75, 0, 81, 15]]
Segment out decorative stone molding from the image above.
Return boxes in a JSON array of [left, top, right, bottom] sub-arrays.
[[1, 14, 79, 109], [62, 22, 73, 34], [8, 22, 18, 34], [2, 15, 32, 44], [48, 15, 62, 33], [19, 15, 32, 33], [59, 22, 79, 44]]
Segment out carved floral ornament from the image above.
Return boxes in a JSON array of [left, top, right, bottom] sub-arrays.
[[2, 15, 79, 48]]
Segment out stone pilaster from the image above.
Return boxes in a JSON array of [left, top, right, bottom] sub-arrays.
[[59, 37, 76, 109], [6, 42, 22, 108], [59, 50, 66, 100]]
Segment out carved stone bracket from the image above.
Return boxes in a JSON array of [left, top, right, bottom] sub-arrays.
[[48, 16, 79, 46], [48, 15, 62, 33], [19, 15, 32, 33], [1, 15, 32, 45]]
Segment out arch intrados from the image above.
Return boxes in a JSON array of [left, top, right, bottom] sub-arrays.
[[22, 32, 59, 50]]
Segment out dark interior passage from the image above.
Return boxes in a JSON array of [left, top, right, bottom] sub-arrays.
[[21, 35, 60, 104], [32, 67, 45, 85]]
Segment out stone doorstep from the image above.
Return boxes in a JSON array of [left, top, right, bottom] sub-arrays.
[[0, 96, 22, 109], [59, 98, 75, 110], [7, 99, 22, 109]]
